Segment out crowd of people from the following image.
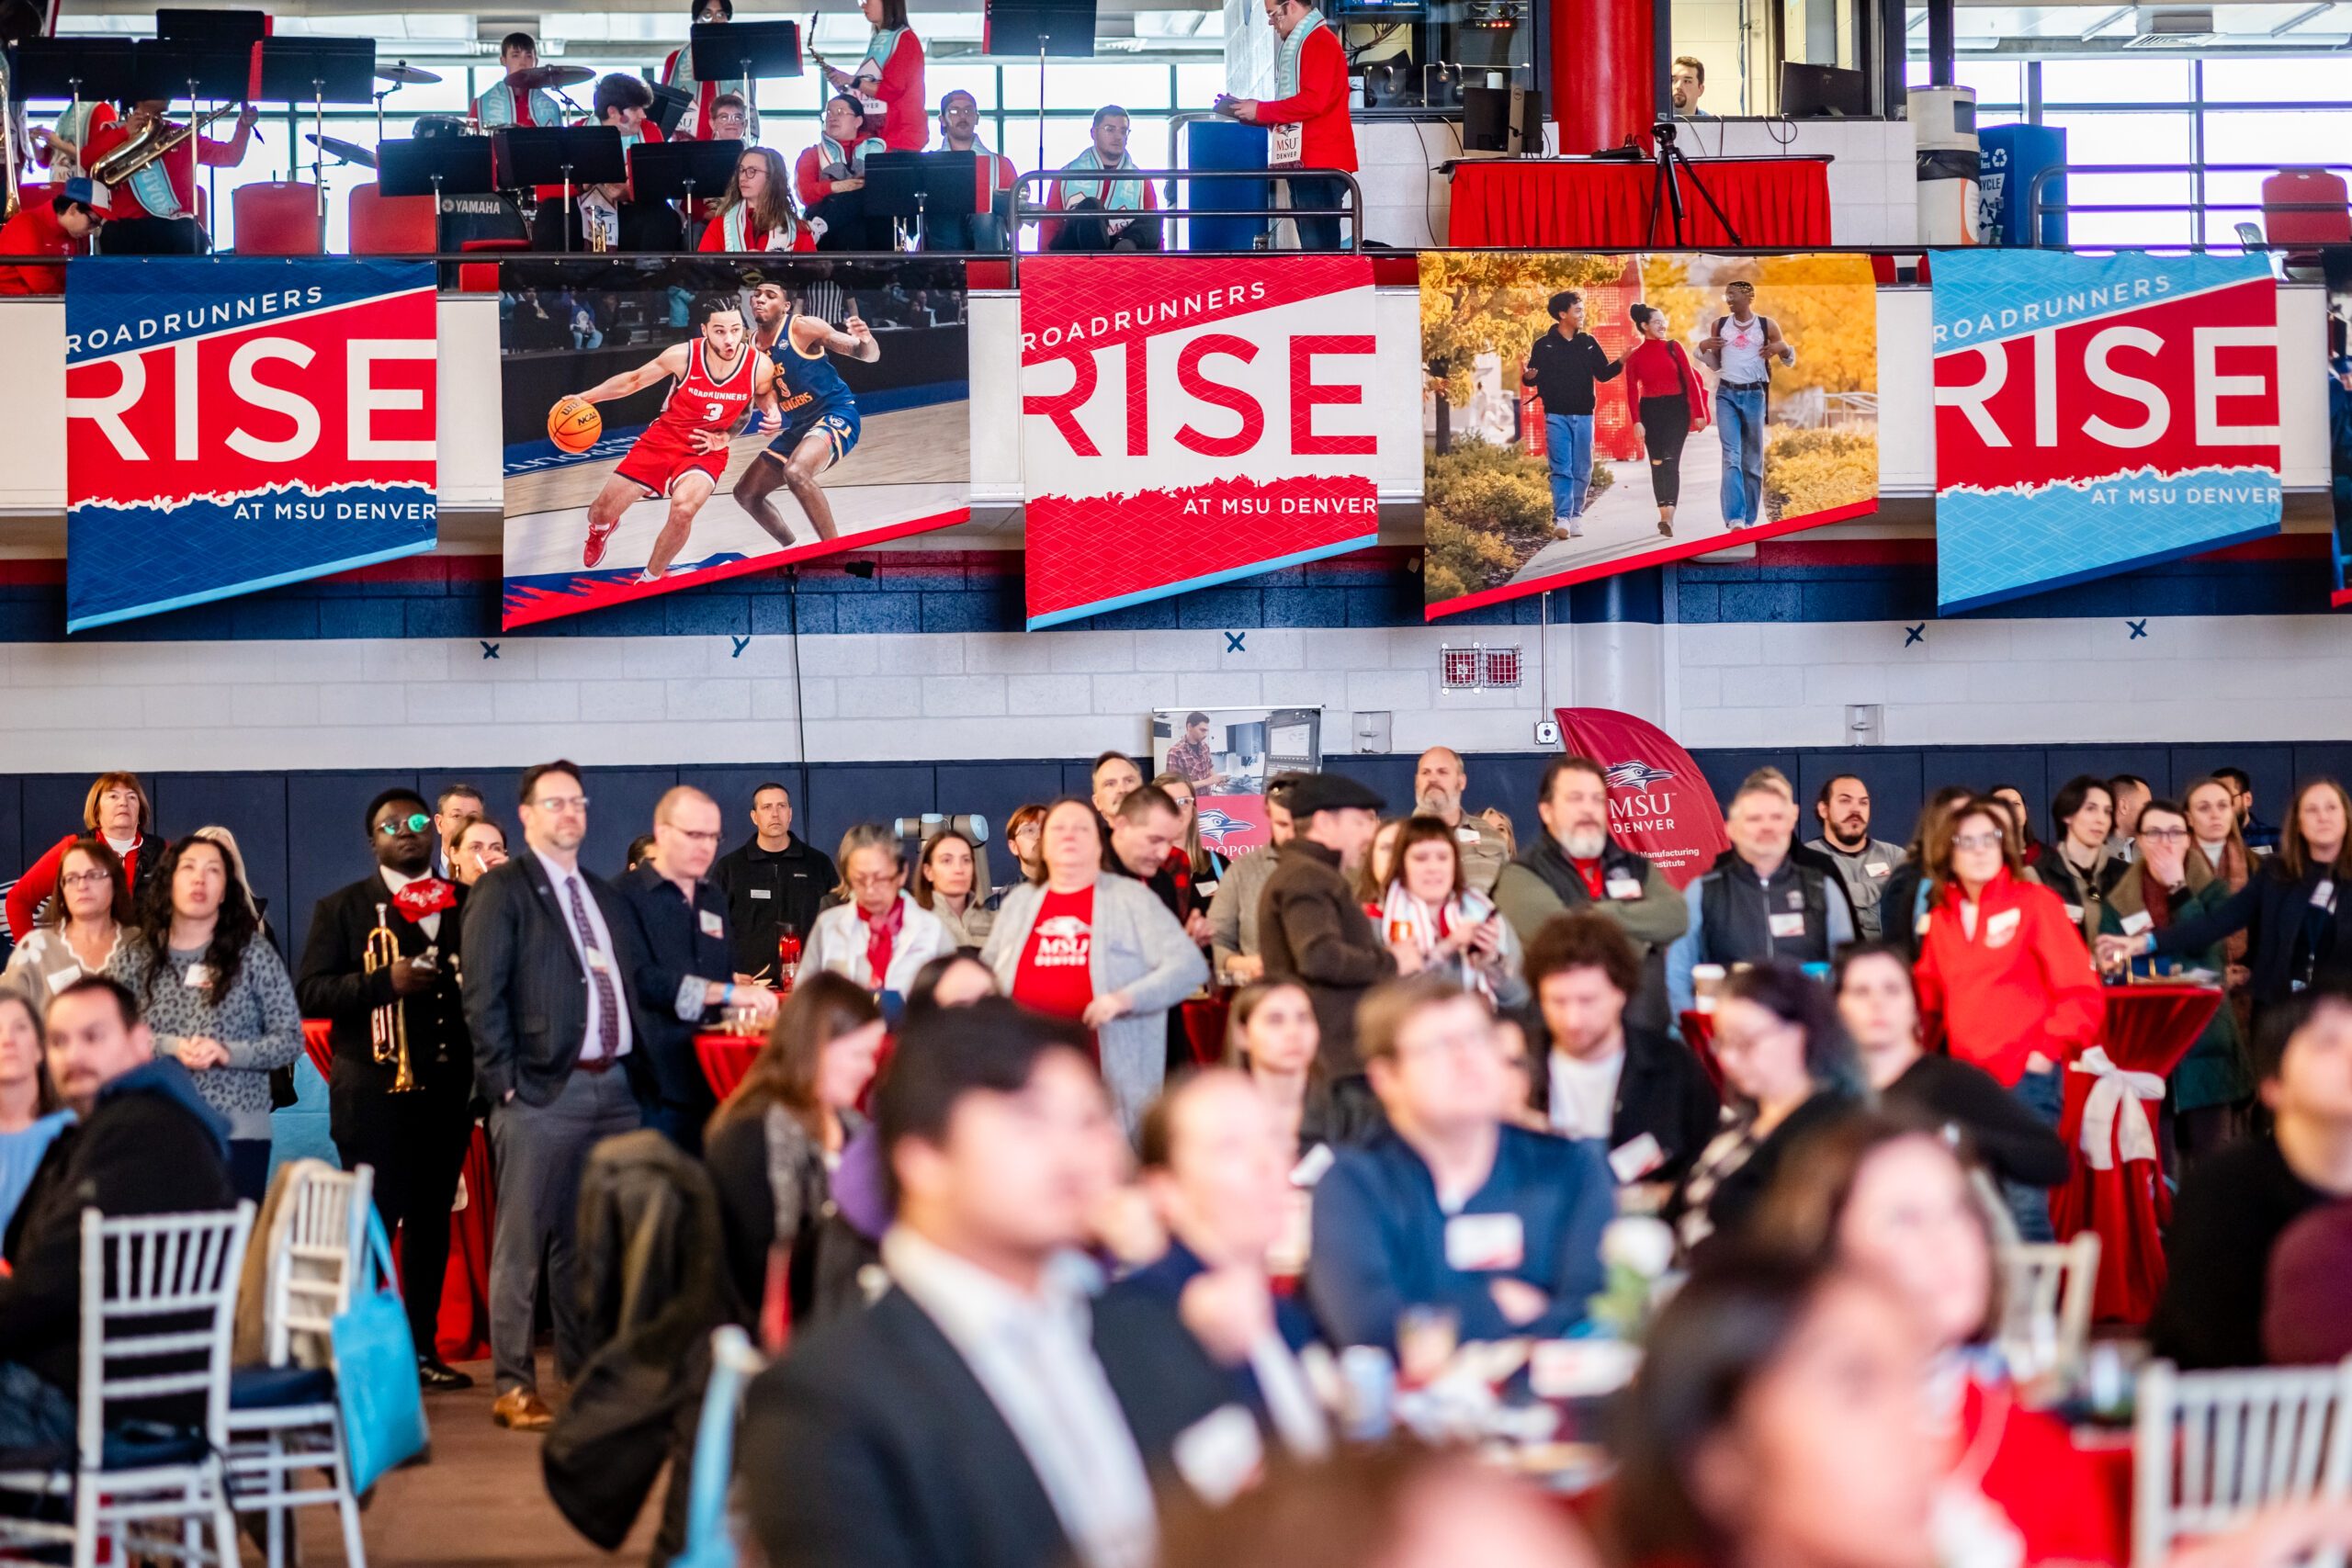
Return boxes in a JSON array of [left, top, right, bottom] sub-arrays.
[[1, 749, 2349, 1566]]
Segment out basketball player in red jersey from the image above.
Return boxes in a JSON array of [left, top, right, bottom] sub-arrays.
[[567, 292, 781, 581]]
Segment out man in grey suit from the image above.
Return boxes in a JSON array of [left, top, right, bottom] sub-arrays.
[[461, 759, 651, 1431]]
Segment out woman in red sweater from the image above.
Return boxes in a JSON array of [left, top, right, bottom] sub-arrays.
[[1623, 302, 1709, 539], [1753, 1115, 2126, 1568], [1914, 795, 2103, 1240], [821, 0, 927, 152], [6, 772, 164, 942]]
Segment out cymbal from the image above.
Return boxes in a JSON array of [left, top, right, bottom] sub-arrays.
[[377, 62, 443, 85], [509, 64, 594, 90], [308, 132, 379, 169]]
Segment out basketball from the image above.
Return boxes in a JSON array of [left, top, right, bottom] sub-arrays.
[[548, 396, 602, 454]]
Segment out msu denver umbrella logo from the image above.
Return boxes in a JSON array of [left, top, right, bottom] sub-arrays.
[[1195, 807, 1255, 849], [1605, 760, 1677, 790]]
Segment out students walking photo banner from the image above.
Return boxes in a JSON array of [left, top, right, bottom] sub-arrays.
[[498, 256, 972, 629], [1421, 252, 1880, 621], [63, 258, 438, 632], [1933, 249, 2283, 614], [1019, 254, 1382, 630], [1554, 706, 1730, 888]]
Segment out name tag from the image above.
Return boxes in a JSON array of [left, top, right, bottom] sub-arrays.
[[1290, 1143, 1335, 1187], [2315, 880, 2337, 910], [698, 909, 725, 938], [1768, 911, 1807, 939], [51, 962, 82, 986], [2064, 904, 2085, 924], [587, 947, 611, 974], [1985, 908, 2023, 947], [1197, 880, 1218, 897], [1270, 120, 1303, 168], [1865, 862, 1890, 879], [1171, 1404, 1264, 1506], [1456, 827, 1482, 844], [1609, 1132, 1665, 1183], [749, 887, 773, 900], [1443, 1212, 1524, 1272], [182, 963, 213, 990], [1604, 876, 1643, 900], [2120, 909, 2154, 936]]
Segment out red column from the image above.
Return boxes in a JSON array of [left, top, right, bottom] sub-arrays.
[[1552, 0, 1657, 154]]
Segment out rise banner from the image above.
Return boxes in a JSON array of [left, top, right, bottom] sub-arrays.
[[64, 259, 438, 632], [1933, 250, 2283, 613], [1019, 254, 1381, 629], [1554, 707, 1730, 889]]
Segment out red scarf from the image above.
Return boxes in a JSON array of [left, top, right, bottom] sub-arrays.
[[861, 897, 906, 987], [1569, 857, 1605, 900], [392, 878, 458, 921], [2137, 863, 2176, 932]]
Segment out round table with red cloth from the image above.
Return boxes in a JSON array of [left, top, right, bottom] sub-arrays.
[[1677, 1010, 1725, 1095], [1447, 156, 1834, 249], [2052, 984, 2223, 1325], [695, 1032, 765, 1100], [298, 1019, 496, 1364]]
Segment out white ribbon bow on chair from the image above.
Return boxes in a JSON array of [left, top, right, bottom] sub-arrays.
[[2069, 1046, 2165, 1170]]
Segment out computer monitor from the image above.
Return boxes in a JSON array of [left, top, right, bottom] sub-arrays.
[[1781, 61, 1872, 118]]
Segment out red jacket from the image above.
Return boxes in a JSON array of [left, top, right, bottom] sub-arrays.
[[697, 209, 815, 253], [1958, 1378, 2125, 1567], [1257, 24, 1356, 174], [1915, 867, 2103, 1088], [7, 831, 159, 942], [0, 202, 85, 297], [84, 117, 248, 220], [865, 29, 928, 152], [793, 145, 831, 214], [1624, 337, 1710, 429]]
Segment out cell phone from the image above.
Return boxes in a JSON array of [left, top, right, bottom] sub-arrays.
[[1457, 889, 1496, 925]]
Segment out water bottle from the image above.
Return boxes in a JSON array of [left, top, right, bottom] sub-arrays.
[[776, 924, 802, 994]]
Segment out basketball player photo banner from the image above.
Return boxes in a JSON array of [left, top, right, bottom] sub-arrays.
[[499, 257, 972, 628], [1420, 252, 1881, 621], [1933, 250, 2283, 614], [63, 259, 439, 632], [1019, 254, 1382, 629]]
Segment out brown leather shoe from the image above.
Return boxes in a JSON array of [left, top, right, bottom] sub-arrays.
[[492, 1388, 554, 1432]]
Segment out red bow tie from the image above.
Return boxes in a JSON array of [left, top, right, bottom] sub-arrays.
[[392, 879, 458, 921]]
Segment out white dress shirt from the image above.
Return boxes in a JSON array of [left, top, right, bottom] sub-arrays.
[[379, 864, 443, 943], [532, 846, 632, 1062], [1548, 1045, 1625, 1141], [881, 1226, 1157, 1568]]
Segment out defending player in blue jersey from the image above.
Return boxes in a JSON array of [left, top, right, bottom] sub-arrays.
[[734, 278, 881, 546]]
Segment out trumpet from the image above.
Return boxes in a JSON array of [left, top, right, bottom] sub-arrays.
[[366, 902, 420, 1094]]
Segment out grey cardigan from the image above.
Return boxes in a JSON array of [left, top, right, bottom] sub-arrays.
[[980, 874, 1208, 1051]]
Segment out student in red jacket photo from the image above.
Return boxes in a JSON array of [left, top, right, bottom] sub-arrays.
[[1216, 0, 1358, 251], [1913, 795, 2104, 1241], [1623, 302, 1711, 539]]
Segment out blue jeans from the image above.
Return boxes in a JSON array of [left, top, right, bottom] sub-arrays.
[[1286, 175, 1347, 253], [1544, 413, 1595, 520], [1717, 383, 1768, 526], [2002, 1066, 2064, 1242]]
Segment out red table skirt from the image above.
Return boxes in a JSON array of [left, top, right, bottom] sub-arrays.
[[696, 1032, 765, 1100], [1180, 996, 1230, 1068], [2051, 985, 2223, 1325], [1448, 157, 1834, 249]]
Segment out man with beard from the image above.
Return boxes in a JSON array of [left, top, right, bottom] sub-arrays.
[[1411, 746, 1508, 897], [1804, 773, 1907, 941], [1493, 756, 1689, 1034]]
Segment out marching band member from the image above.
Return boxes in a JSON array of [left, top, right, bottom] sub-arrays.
[[83, 96, 256, 255], [661, 0, 753, 142], [474, 32, 563, 130], [0, 177, 107, 297], [1217, 0, 1357, 251], [700, 145, 815, 252], [820, 0, 926, 152], [29, 101, 116, 181], [537, 74, 684, 252], [295, 791, 478, 1393], [1040, 105, 1160, 253], [932, 87, 1015, 250], [795, 95, 887, 250]]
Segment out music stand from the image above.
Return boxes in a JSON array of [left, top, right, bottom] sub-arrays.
[[645, 78, 694, 139], [15, 38, 133, 180], [380, 136, 495, 254], [155, 8, 268, 47], [259, 37, 375, 212], [628, 137, 743, 215], [493, 126, 626, 252], [130, 41, 257, 236], [690, 20, 800, 124], [980, 0, 1097, 171], [864, 150, 976, 251]]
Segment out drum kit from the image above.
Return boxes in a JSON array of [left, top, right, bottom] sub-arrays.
[[304, 60, 597, 251]]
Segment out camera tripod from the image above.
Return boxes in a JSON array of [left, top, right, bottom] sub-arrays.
[[1645, 118, 1744, 247]]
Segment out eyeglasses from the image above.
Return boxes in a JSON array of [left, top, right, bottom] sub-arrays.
[[673, 829, 722, 845], [1951, 832, 2005, 852], [2139, 827, 2190, 842], [375, 812, 432, 837], [533, 795, 590, 814], [847, 870, 901, 889], [60, 870, 112, 890]]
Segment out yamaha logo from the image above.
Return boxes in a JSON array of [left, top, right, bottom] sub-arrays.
[[1605, 760, 1677, 790]]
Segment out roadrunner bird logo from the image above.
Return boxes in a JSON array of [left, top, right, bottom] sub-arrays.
[[1604, 760, 1677, 790]]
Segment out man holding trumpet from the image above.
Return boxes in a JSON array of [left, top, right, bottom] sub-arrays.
[[296, 788, 479, 1393]]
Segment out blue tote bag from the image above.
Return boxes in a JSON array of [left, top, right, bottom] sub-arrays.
[[334, 1210, 429, 1493]]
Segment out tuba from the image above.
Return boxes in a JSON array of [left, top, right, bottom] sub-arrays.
[[88, 100, 240, 187], [365, 903, 420, 1093]]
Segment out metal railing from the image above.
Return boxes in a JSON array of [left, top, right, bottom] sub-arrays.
[[1005, 167, 1364, 284], [2026, 162, 2352, 247]]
